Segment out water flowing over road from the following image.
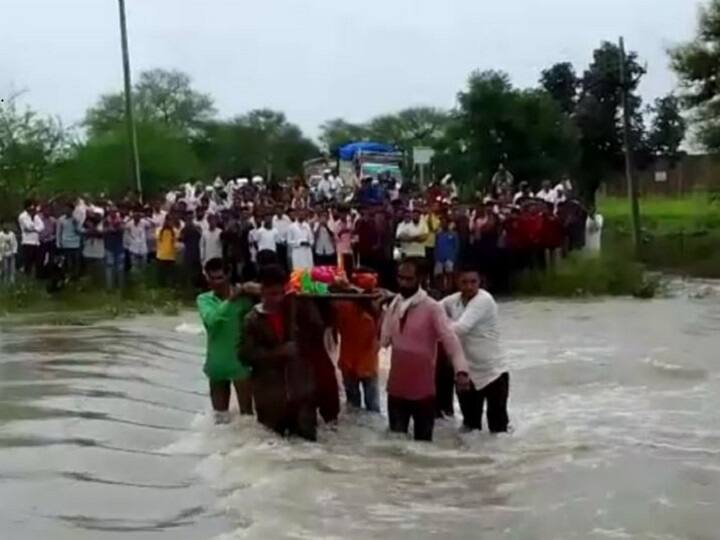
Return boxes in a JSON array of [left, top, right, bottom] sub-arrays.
[[1, 286, 719, 539]]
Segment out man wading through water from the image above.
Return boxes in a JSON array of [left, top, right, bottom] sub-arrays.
[[381, 258, 470, 441], [442, 267, 509, 433], [244, 265, 331, 442], [197, 258, 257, 423]]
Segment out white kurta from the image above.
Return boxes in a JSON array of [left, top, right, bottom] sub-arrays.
[[287, 221, 314, 270]]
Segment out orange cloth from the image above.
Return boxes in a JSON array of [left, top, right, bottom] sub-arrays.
[[334, 301, 379, 378]]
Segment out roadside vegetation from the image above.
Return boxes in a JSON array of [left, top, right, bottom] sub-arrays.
[[0, 276, 187, 321], [599, 194, 720, 278]]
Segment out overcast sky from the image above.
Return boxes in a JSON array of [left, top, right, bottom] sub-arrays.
[[1, 0, 702, 138]]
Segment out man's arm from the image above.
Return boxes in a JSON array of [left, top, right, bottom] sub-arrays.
[[197, 294, 233, 331], [449, 295, 490, 338], [433, 302, 470, 375]]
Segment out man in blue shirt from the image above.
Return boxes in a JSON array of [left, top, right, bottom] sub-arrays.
[[434, 215, 459, 293]]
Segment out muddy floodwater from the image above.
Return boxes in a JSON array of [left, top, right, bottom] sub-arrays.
[[1, 287, 719, 540]]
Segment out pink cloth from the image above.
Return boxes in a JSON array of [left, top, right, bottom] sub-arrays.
[[334, 219, 353, 255], [383, 297, 468, 400]]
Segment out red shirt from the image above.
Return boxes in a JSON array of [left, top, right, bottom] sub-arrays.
[[541, 214, 564, 249], [266, 312, 285, 341]]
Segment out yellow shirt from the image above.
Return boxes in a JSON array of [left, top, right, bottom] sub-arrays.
[[156, 227, 178, 261], [424, 213, 441, 248]]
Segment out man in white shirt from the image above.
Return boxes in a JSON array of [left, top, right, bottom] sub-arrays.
[[535, 180, 556, 204], [312, 210, 337, 267], [316, 172, 333, 202], [287, 210, 314, 270], [251, 215, 279, 253], [584, 206, 604, 256], [126, 210, 149, 271], [396, 210, 428, 258], [442, 267, 509, 433], [329, 173, 344, 197], [17, 200, 44, 276], [200, 214, 223, 265], [272, 207, 292, 270]]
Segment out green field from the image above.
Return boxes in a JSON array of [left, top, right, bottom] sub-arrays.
[[599, 194, 720, 277], [599, 194, 720, 233]]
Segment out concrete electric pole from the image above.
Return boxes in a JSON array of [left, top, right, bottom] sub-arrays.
[[118, 0, 142, 200], [618, 37, 642, 257]]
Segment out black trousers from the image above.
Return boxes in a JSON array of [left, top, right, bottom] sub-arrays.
[[257, 400, 317, 442], [209, 379, 253, 415], [388, 395, 436, 441], [276, 243, 289, 272], [458, 372, 509, 433], [21, 244, 41, 276]]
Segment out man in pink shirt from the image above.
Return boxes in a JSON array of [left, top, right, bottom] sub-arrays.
[[381, 258, 470, 441]]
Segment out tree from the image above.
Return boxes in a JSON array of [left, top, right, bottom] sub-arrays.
[[194, 110, 319, 181], [367, 107, 449, 147], [540, 62, 579, 114], [646, 94, 687, 162], [435, 70, 579, 191], [670, 0, 720, 150], [318, 118, 368, 154], [574, 42, 646, 201], [84, 69, 215, 137], [52, 122, 201, 198], [0, 94, 69, 219]]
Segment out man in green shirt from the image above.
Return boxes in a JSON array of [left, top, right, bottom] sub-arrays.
[[197, 257, 257, 423]]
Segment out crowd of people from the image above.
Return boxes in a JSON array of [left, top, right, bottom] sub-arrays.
[[0, 166, 603, 294], [0, 166, 605, 442]]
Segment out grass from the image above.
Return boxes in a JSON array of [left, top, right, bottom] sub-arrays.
[[599, 194, 720, 277], [599, 193, 720, 232], [0, 275, 189, 320], [512, 252, 658, 298]]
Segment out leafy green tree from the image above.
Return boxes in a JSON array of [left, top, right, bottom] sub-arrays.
[[366, 107, 449, 148], [437, 70, 578, 191], [646, 94, 687, 162], [85, 69, 215, 138], [670, 0, 720, 150], [52, 122, 201, 198], [540, 62, 579, 114], [195, 110, 319, 181], [318, 118, 368, 154], [574, 42, 646, 201], [0, 94, 69, 219]]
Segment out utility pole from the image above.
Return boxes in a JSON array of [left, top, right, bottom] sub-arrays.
[[118, 0, 142, 200], [618, 37, 641, 257]]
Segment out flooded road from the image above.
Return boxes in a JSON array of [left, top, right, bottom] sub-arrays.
[[1, 290, 719, 540]]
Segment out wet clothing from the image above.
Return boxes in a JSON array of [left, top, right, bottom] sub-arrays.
[[334, 301, 379, 380], [441, 290, 506, 391], [388, 396, 436, 441], [457, 372, 509, 432], [381, 290, 468, 441], [380, 290, 467, 401], [343, 376, 380, 412], [197, 291, 253, 382], [244, 299, 334, 441]]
